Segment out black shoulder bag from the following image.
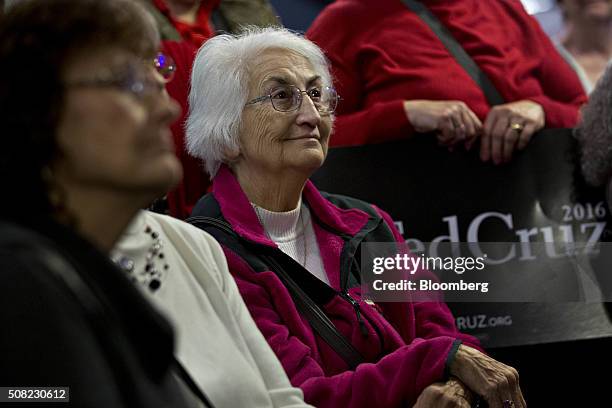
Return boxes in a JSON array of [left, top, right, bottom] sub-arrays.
[[400, 0, 506, 106]]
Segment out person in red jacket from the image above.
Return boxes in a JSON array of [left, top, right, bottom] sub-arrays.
[[307, 0, 588, 165], [186, 26, 526, 408]]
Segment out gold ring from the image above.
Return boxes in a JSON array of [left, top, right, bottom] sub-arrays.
[[510, 123, 524, 132]]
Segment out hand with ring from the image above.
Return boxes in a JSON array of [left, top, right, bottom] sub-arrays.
[[480, 99, 545, 164], [449, 344, 527, 408], [403, 100, 482, 151]]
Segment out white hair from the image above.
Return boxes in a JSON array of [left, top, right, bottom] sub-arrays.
[[186, 26, 333, 177]]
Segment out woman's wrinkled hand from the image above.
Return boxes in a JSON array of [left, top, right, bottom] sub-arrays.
[[413, 377, 473, 408], [403, 100, 482, 151], [450, 345, 526, 408], [481, 100, 545, 165]]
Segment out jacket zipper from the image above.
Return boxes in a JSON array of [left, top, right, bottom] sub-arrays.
[[339, 290, 386, 354], [338, 290, 368, 337]]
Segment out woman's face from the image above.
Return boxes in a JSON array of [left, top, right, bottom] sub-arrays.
[[563, 0, 612, 22], [55, 47, 182, 199], [237, 48, 332, 177]]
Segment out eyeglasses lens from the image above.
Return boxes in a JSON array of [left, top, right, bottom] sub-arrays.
[[270, 86, 337, 113], [153, 52, 176, 82]]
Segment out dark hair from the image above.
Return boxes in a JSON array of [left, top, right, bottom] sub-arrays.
[[575, 65, 612, 187], [0, 0, 159, 218]]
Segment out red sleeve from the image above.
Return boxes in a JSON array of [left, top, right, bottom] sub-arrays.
[[504, 0, 587, 128], [331, 100, 414, 147], [372, 205, 483, 352], [224, 247, 459, 408], [298, 338, 458, 407], [309, 0, 588, 146], [525, 29, 588, 127], [307, 3, 415, 147], [161, 40, 211, 219]]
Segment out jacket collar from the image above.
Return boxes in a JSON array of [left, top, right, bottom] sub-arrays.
[[212, 165, 370, 246]]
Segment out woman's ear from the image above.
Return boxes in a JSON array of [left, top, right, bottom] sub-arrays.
[[224, 144, 240, 161]]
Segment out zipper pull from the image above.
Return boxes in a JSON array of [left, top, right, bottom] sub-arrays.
[[342, 291, 369, 338]]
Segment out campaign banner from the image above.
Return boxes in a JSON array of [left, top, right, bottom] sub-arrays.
[[311, 129, 612, 348]]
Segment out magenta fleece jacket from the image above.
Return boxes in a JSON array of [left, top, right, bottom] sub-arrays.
[[191, 166, 482, 407]]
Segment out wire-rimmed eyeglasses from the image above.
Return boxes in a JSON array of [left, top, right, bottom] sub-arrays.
[[245, 85, 339, 114], [65, 52, 176, 100]]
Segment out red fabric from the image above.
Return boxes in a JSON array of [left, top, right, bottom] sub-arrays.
[[154, 1, 221, 218], [202, 165, 482, 408], [161, 40, 210, 219], [153, 0, 220, 49], [307, 0, 588, 147]]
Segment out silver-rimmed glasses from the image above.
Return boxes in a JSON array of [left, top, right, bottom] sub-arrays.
[[245, 85, 339, 114], [65, 52, 176, 99]]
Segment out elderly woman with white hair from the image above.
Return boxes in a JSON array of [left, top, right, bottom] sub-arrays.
[[186, 27, 525, 408]]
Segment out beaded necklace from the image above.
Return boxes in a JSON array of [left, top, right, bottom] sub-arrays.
[[113, 224, 169, 292]]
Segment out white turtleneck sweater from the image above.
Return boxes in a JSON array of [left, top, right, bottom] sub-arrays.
[[252, 200, 329, 285]]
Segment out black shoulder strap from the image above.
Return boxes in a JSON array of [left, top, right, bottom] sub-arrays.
[[187, 197, 366, 369], [400, 0, 505, 106], [260, 253, 366, 370]]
